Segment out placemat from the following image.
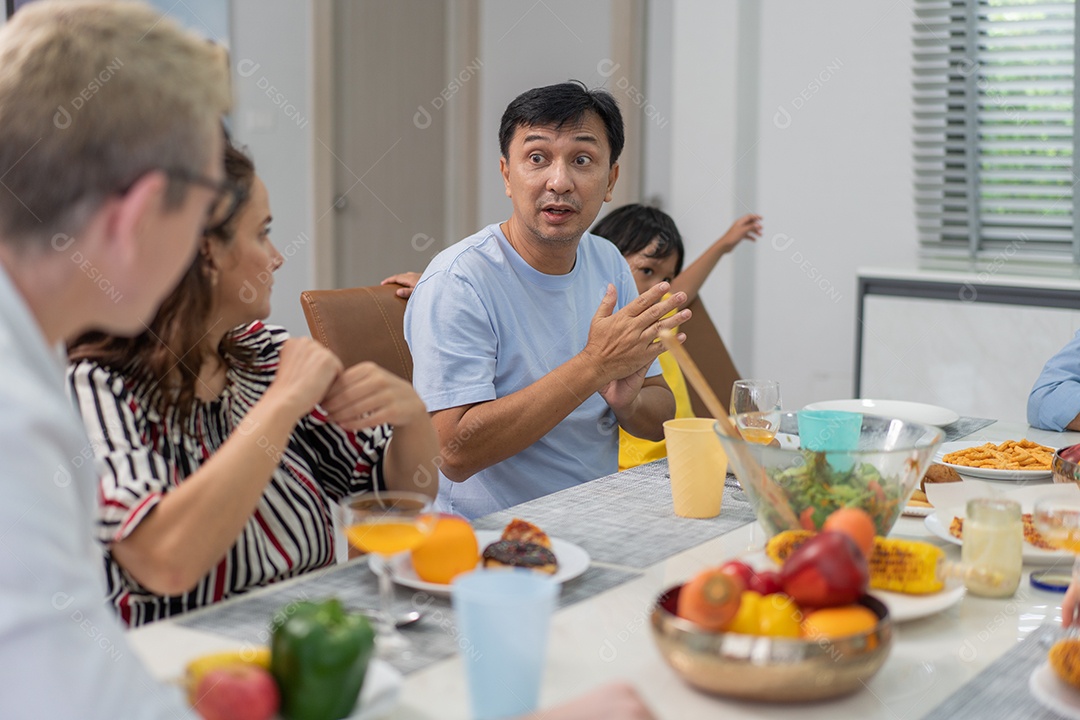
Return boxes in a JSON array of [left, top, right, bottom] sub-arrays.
[[922, 622, 1063, 720], [942, 416, 997, 443], [177, 556, 641, 676], [472, 459, 757, 569]]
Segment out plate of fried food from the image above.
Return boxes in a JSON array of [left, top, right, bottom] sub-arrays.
[[936, 439, 1055, 481], [923, 483, 1074, 564], [1031, 638, 1080, 720], [378, 518, 590, 596]]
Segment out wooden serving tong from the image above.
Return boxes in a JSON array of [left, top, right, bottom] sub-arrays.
[[658, 330, 799, 528]]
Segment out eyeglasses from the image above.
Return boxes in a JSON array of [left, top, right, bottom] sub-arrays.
[[165, 167, 248, 236]]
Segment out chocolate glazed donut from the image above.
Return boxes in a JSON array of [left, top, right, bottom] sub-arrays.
[[481, 540, 558, 575]]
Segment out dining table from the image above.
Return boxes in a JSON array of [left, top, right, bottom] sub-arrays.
[[128, 417, 1080, 719]]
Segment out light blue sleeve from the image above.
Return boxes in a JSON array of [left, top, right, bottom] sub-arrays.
[[404, 270, 499, 413], [1028, 328, 1080, 431]]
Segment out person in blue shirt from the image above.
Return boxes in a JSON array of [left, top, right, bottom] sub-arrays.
[[1028, 330, 1080, 431], [403, 82, 689, 519]]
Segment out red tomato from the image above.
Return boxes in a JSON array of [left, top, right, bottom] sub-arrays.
[[749, 570, 784, 596], [718, 560, 756, 588]]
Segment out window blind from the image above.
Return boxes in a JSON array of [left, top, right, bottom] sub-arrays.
[[913, 0, 1078, 262]]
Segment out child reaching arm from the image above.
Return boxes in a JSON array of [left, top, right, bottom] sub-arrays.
[[590, 204, 760, 470]]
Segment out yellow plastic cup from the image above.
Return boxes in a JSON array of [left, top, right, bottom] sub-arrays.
[[663, 418, 728, 518]]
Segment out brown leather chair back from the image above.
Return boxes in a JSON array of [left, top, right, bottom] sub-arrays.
[[681, 296, 741, 417], [299, 285, 413, 380]]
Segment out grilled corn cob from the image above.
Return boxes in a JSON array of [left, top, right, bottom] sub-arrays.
[[184, 647, 271, 703], [765, 529, 814, 564], [765, 530, 945, 595], [868, 537, 945, 594]]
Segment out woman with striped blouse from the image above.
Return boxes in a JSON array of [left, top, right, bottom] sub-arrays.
[[66, 139, 439, 627]]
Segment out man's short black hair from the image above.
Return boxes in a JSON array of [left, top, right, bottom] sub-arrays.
[[498, 81, 624, 166], [592, 204, 685, 274]]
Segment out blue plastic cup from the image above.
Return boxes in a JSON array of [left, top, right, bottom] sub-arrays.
[[798, 410, 863, 471], [452, 570, 558, 720]]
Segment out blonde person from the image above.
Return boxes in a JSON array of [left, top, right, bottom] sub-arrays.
[[67, 137, 441, 627], [383, 204, 760, 471], [591, 204, 760, 469], [0, 2, 231, 717]]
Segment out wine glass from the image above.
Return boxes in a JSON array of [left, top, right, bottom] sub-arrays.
[[730, 379, 782, 445], [342, 490, 435, 657], [1033, 496, 1080, 630]]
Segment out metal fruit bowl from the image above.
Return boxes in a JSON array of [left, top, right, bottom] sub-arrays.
[[1052, 443, 1080, 486], [650, 584, 892, 702], [715, 411, 944, 539]]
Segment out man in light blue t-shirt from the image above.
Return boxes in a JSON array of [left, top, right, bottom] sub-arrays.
[[1029, 328, 1080, 431], [404, 82, 691, 519]]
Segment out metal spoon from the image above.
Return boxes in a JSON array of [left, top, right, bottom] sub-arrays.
[[354, 607, 422, 629]]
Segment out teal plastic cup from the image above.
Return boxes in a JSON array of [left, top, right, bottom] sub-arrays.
[[798, 410, 863, 471], [452, 570, 558, 720]]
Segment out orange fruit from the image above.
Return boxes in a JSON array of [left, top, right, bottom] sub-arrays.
[[410, 516, 479, 584], [823, 507, 876, 558], [676, 569, 744, 631], [801, 605, 879, 639]]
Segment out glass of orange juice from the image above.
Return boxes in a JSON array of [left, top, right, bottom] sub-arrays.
[[730, 379, 782, 444], [342, 490, 435, 655], [1033, 496, 1080, 630]]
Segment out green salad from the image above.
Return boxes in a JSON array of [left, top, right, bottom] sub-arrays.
[[758, 451, 905, 535]]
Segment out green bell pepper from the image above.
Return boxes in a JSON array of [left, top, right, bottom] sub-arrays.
[[270, 598, 376, 720]]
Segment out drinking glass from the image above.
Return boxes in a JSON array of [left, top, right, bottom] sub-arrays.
[[342, 491, 435, 657], [961, 498, 1022, 598], [730, 379, 782, 444], [1033, 496, 1080, 629]]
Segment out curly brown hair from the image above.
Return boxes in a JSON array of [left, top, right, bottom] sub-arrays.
[[67, 137, 256, 425]]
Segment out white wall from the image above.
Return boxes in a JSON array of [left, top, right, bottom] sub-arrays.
[[476, 0, 615, 227], [668, 0, 741, 348], [664, 0, 918, 410], [229, 0, 315, 337], [750, 0, 918, 409]]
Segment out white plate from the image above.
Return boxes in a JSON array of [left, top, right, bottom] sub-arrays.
[[924, 511, 1070, 565], [372, 531, 591, 597], [872, 585, 965, 623], [936, 440, 1053, 481], [803, 399, 960, 427], [1030, 661, 1080, 720], [348, 659, 402, 720]]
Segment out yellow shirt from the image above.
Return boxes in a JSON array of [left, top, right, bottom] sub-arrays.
[[618, 351, 694, 470]]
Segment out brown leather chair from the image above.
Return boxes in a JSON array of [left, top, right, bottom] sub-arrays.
[[299, 285, 412, 379], [681, 297, 741, 417], [299, 287, 738, 417]]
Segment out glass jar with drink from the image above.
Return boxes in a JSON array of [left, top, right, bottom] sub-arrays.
[[962, 497, 1022, 598]]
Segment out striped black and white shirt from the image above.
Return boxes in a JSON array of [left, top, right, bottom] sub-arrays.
[[67, 322, 387, 627]]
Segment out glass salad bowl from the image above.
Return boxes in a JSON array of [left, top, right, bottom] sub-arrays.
[[715, 411, 944, 538]]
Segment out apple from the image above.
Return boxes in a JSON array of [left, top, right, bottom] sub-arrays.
[[193, 664, 280, 720]]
